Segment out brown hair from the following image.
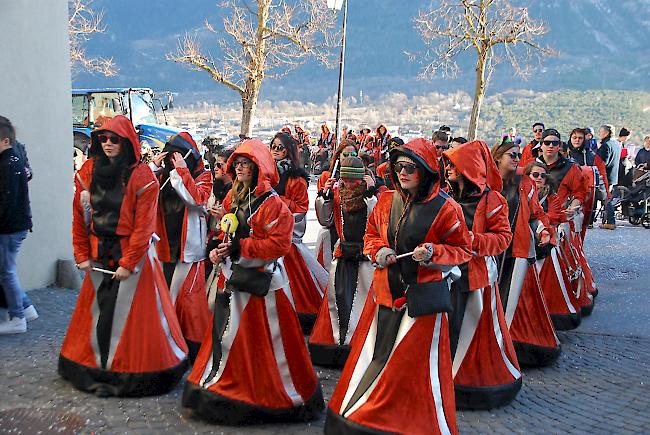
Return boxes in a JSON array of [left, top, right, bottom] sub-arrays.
[[0, 116, 16, 143], [431, 130, 448, 143], [329, 139, 359, 172], [490, 141, 519, 167]]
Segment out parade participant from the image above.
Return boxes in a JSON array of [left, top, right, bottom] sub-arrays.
[[205, 148, 233, 277], [314, 140, 361, 270], [443, 141, 522, 408], [376, 137, 405, 189], [270, 132, 327, 334], [520, 122, 545, 167], [318, 123, 335, 152], [492, 140, 560, 367], [375, 124, 391, 154], [536, 129, 586, 330], [526, 161, 581, 329], [60, 115, 188, 397], [183, 139, 324, 424], [149, 132, 212, 363], [309, 156, 377, 367], [568, 128, 609, 238], [325, 138, 472, 435]]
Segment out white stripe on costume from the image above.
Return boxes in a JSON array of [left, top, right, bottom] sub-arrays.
[[430, 313, 452, 435], [452, 288, 483, 377], [491, 285, 521, 379], [504, 257, 528, 327], [169, 262, 192, 304]]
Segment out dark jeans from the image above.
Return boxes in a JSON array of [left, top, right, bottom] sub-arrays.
[[0, 231, 32, 319], [603, 186, 619, 224]]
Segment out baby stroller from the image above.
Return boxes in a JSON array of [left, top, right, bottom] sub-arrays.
[[620, 169, 650, 228]]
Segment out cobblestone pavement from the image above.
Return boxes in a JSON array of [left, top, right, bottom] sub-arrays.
[[1, 224, 649, 434]]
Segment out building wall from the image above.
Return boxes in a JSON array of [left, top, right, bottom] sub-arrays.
[[0, 1, 73, 289]]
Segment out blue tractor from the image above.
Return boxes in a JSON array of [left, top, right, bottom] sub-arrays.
[[72, 88, 191, 168]]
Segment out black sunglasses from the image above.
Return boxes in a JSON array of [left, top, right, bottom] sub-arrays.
[[507, 152, 522, 160], [530, 172, 548, 179], [543, 140, 560, 147], [435, 144, 450, 150], [394, 162, 418, 174], [533, 128, 544, 133], [270, 144, 286, 151]]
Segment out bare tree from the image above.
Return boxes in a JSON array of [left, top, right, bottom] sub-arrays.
[[413, 0, 553, 140], [68, 0, 118, 77], [168, 0, 338, 137]]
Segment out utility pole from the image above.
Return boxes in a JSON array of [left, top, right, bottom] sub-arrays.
[[330, 0, 348, 148]]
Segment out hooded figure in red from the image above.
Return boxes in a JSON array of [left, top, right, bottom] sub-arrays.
[[309, 155, 378, 368], [270, 132, 327, 334], [325, 138, 472, 435], [491, 140, 562, 367], [60, 115, 188, 397], [183, 139, 324, 425], [442, 141, 522, 409], [150, 132, 212, 363]]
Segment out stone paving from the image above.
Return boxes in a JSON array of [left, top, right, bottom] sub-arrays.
[[1, 224, 649, 434]]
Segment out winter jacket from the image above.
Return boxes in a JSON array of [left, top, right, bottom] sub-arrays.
[[0, 147, 32, 233]]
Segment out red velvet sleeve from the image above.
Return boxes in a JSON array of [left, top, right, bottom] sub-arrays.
[[119, 167, 160, 271], [72, 163, 92, 264], [472, 191, 512, 257], [364, 192, 392, 262], [282, 176, 309, 213], [428, 201, 473, 266], [317, 171, 332, 192], [546, 193, 565, 225]]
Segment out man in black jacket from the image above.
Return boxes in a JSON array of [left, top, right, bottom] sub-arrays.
[[0, 116, 38, 334]]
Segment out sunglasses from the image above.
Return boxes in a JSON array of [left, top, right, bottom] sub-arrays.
[[234, 160, 252, 169], [435, 144, 450, 150], [543, 140, 560, 147], [270, 144, 285, 152], [530, 172, 548, 179], [342, 151, 358, 157], [215, 162, 223, 169], [507, 152, 522, 160], [98, 134, 122, 145], [533, 128, 544, 133], [394, 162, 418, 175]]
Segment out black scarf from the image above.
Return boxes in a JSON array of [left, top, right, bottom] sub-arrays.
[[92, 154, 128, 191]]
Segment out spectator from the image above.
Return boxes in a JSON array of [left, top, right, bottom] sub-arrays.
[[585, 127, 598, 152], [0, 116, 37, 334], [598, 125, 621, 230], [617, 128, 634, 188], [634, 135, 650, 181]]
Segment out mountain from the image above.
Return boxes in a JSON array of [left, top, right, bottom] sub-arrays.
[[73, 0, 650, 104]]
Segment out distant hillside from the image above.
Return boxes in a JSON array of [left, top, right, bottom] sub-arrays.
[[74, 0, 650, 103]]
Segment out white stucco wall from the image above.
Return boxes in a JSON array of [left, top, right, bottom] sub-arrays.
[[0, 1, 73, 289]]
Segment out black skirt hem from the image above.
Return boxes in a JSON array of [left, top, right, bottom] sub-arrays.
[[58, 355, 188, 397], [324, 407, 397, 435], [580, 299, 595, 317], [454, 377, 522, 410], [513, 341, 561, 368], [182, 381, 325, 425], [308, 342, 351, 368], [550, 312, 581, 331], [298, 312, 317, 336]]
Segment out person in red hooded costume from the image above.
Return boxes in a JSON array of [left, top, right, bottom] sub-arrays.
[[149, 132, 212, 363], [491, 140, 561, 367], [442, 140, 523, 409], [269, 132, 327, 334], [536, 128, 588, 329], [60, 115, 188, 397], [182, 139, 324, 425], [308, 155, 377, 368], [525, 161, 581, 327], [325, 138, 471, 435]]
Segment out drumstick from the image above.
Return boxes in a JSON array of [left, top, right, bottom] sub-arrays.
[[159, 149, 193, 190], [92, 267, 116, 276], [395, 251, 415, 259], [324, 160, 340, 197]]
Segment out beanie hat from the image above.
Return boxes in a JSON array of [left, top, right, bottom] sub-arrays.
[[340, 156, 366, 180]]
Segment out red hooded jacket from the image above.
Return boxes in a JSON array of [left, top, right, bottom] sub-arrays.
[[364, 138, 472, 308], [73, 115, 159, 271], [443, 141, 513, 290]]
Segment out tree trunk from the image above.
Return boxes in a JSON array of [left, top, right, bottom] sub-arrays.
[[468, 54, 488, 141], [240, 93, 258, 138]]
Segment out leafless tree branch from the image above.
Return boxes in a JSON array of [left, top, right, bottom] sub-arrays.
[[68, 0, 118, 77]]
